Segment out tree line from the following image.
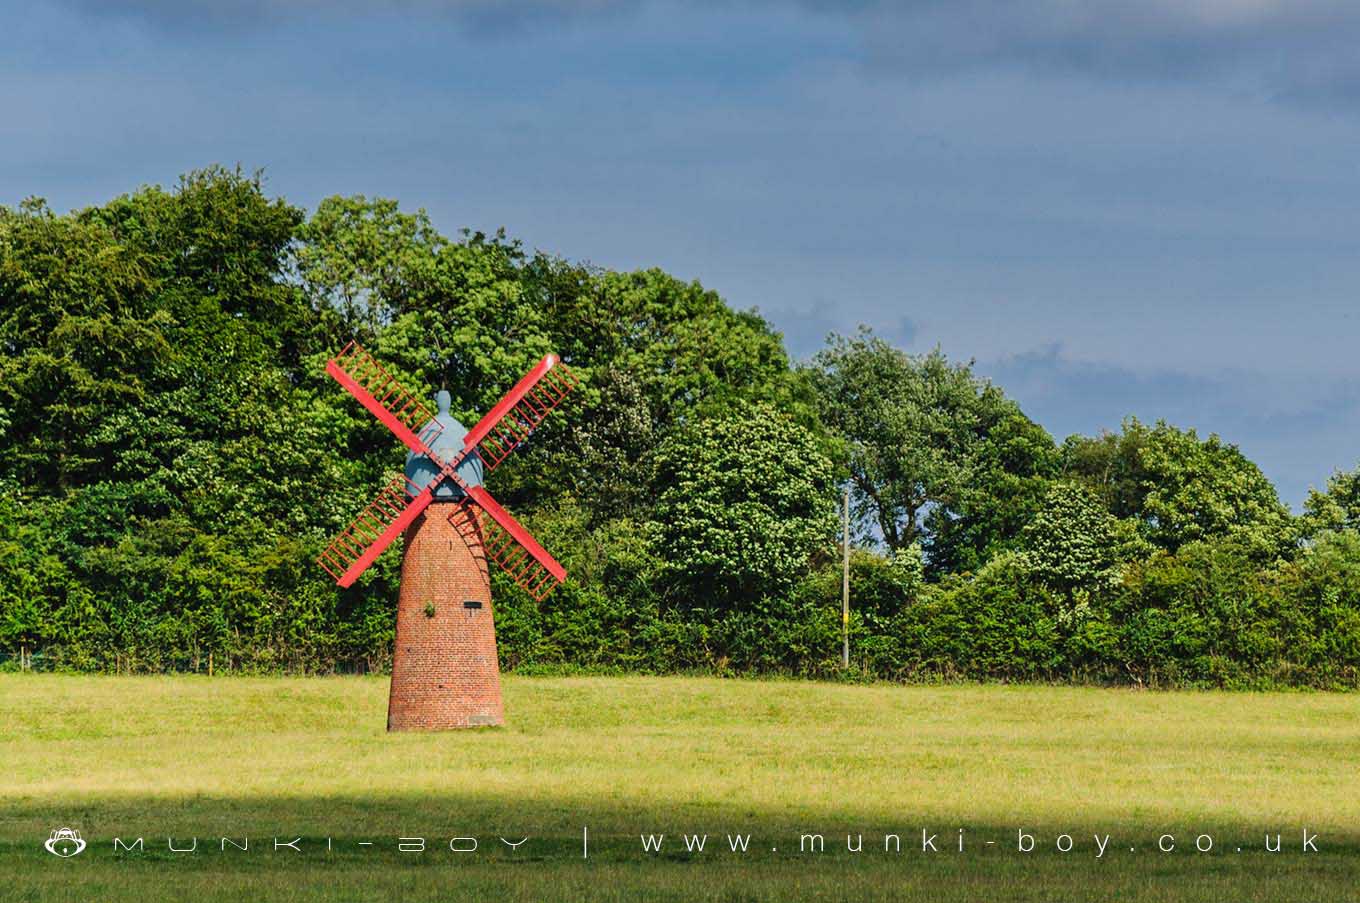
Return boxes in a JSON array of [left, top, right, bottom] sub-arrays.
[[2, 167, 1358, 687]]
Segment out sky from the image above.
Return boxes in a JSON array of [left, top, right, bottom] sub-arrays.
[[3, 0, 1359, 506]]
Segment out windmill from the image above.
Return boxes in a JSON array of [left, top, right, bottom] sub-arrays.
[[316, 342, 579, 730]]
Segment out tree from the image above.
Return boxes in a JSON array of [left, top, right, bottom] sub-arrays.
[[0, 169, 384, 672], [0, 198, 164, 492], [925, 407, 1060, 575], [517, 257, 811, 518], [562, 367, 657, 523], [529, 262, 798, 426], [1021, 482, 1143, 600], [6, 167, 1351, 687], [1063, 418, 1292, 558], [649, 402, 837, 611], [1300, 466, 1360, 540], [293, 194, 445, 342], [807, 328, 1053, 559], [296, 197, 551, 413]]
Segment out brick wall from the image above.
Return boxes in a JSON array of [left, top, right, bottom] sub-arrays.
[[387, 502, 504, 730]]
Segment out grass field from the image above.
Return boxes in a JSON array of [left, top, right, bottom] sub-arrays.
[[2, 673, 1358, 901]]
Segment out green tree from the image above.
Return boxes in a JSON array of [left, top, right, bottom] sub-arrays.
[[0, 169, 377, 671], [807, 328, 1054, 559], [520, 257, 810, 518], [1300, 466, 1360, 539], [529, 262, 798, 425], [295, 197, 552, 415], [0, 198, 164, 492], [649, 402, 837, 611], [1063, 418, 1292, 558], [562, 367, 657, 523], [926, 408, 1060, 574], [1021, 481, 1144, 601], [293, 194, 445, 342], [6, 167, 1355, 688]]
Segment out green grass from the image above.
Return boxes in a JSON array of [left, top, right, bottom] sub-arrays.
[[2, 674, 1358, 901]]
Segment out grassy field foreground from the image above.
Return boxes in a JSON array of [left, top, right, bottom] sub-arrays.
[[2, 673, 1358, 901]]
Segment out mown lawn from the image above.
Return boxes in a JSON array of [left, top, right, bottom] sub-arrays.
[[2, 673, 1357, 901]]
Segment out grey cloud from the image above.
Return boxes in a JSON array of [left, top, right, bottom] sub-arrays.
[[796, 0, 1360, 101], [56, 0, 637, 32], [52, 0, 1360, 99]]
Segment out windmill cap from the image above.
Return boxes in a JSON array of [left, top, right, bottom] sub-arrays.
[[406, 392, 483, 500]]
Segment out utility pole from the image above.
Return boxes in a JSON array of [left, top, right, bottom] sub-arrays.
[[842, 487, 850, 669]]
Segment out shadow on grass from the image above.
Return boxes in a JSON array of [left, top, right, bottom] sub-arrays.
[[2, 794, 1356, 903]]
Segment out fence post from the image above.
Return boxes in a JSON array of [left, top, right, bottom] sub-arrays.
[[842, 488, 850, 669]]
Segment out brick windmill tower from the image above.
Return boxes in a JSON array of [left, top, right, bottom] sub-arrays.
[[316, 343, 579, 730]]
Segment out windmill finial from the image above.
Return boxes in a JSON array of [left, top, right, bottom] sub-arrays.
[[435, 389, 451, 415]]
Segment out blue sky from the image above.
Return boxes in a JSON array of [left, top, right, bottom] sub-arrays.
[[4, 0, 1359, 505]]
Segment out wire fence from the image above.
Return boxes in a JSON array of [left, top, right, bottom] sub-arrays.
[[0, 648, 393, 676]]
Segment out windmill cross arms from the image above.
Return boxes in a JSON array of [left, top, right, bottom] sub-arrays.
[[325, 341, 444, 458], [317, 344, 578, 593], [460, 353, 580, 472]]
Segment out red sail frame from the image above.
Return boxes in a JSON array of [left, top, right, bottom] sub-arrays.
[[435, 467, 568, 599], [326, 341, 442, 456], [318, 343, 576, 594], [448, 496, 563, 601], [317, 475, 433, 588], [460, 353, 580, 471]]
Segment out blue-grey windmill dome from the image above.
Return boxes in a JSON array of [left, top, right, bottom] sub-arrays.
[[404, 389, 484, 501]]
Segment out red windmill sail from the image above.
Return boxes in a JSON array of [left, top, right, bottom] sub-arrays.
[[325, 341, 444, 456], [317, 474, 433, 587], [462, 352, 580, 471], [317, 343, 578, 598]]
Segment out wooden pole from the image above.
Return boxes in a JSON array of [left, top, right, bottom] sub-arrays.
[[842, 487, 850, 669]]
